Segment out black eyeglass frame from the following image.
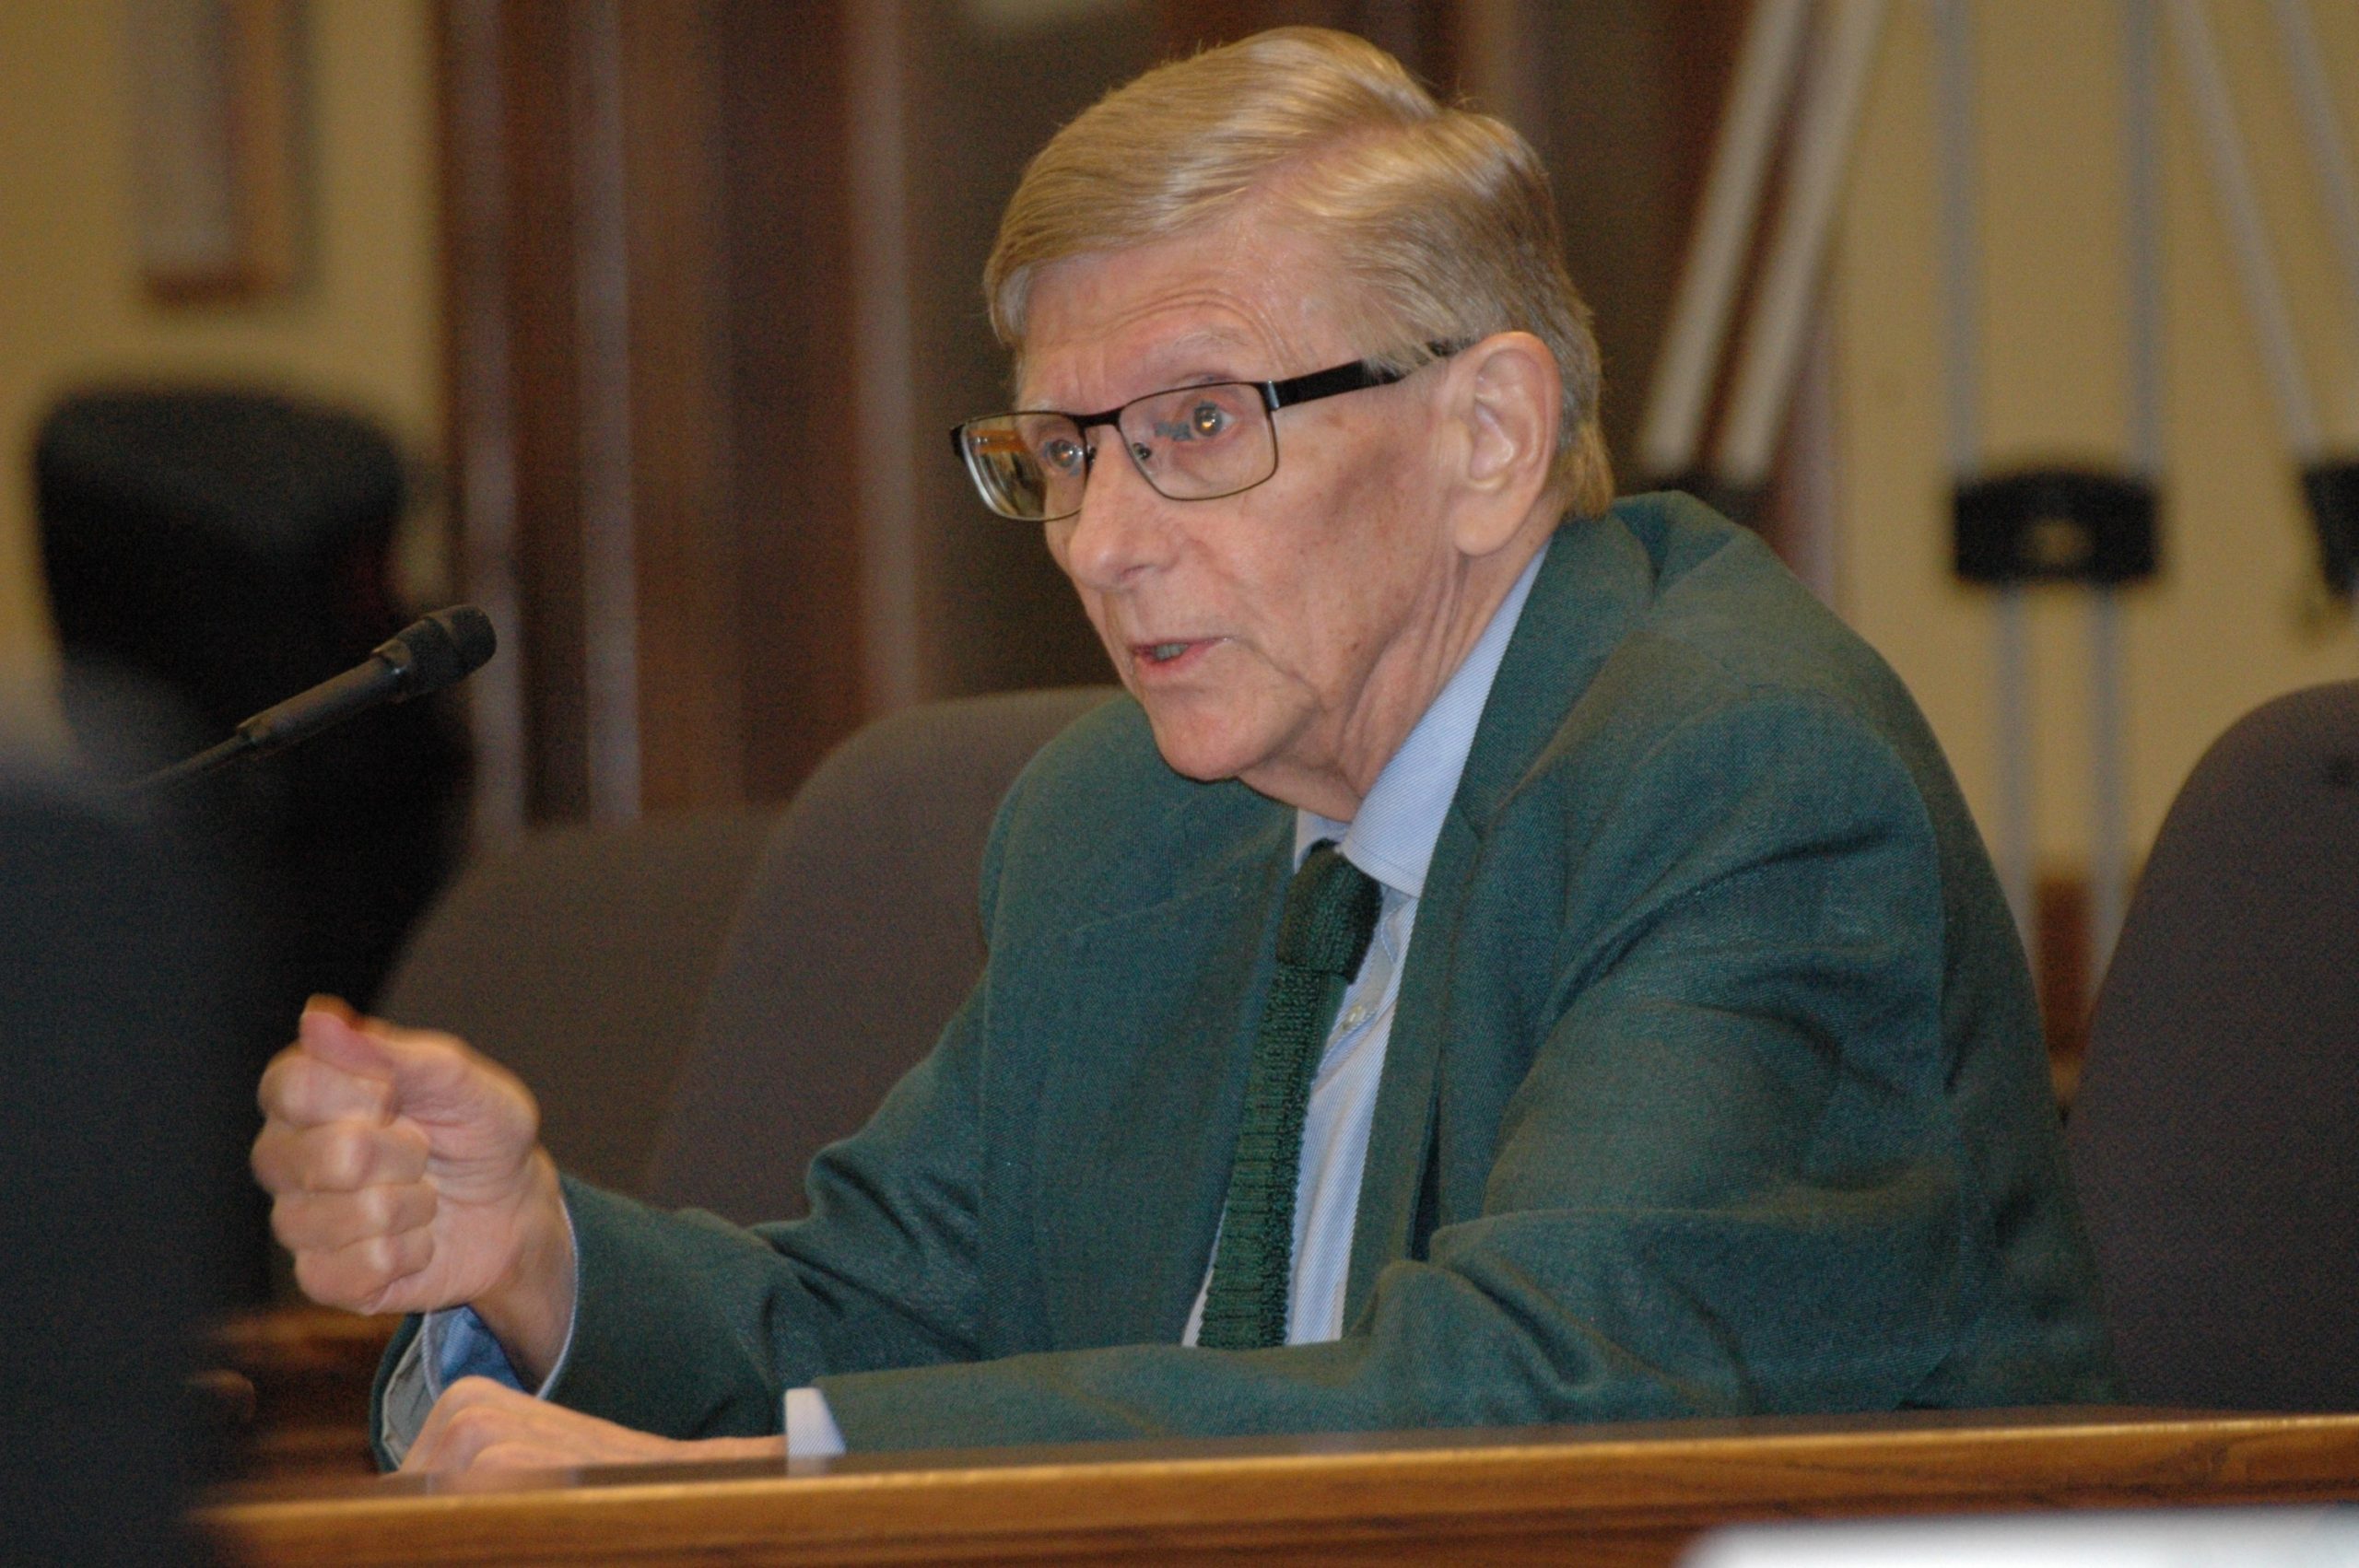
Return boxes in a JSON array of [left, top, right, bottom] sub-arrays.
[[948, 342, 1458, 522]]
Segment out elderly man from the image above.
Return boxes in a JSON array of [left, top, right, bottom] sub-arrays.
[[254, 28, 2115, 1472]]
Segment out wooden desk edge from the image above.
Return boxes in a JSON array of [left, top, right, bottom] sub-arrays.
[[204, 1410, 2359, 1568]]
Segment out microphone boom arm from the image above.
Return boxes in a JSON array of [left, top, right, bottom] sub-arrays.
[[126, 605, 498, 799]]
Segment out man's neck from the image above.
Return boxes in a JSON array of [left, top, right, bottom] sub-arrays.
[[1245, 528, 1555, 820], [1291, 533, 1554, 896]]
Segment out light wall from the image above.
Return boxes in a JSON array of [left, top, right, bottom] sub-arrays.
[[6, 0, 2353, 882], [0, 0, 442, 748], [1834, 0, 2359, 873]]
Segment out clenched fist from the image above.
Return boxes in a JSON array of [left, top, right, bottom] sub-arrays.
[[252, 1000, 576, 1382]]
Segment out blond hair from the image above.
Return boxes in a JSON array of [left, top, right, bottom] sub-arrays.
[[985, 27, 1612, 516]]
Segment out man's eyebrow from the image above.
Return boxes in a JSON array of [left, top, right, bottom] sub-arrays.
[[1017, 328, 1270, 407], [1120, 357, 1273, 402]]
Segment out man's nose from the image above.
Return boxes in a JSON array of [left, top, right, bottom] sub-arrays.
[[1056, 439, 1176, 591]]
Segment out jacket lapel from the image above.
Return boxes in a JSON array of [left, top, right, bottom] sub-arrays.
[[1342, 506, 1668, 1325], [1029, 808, 1292, 1350]]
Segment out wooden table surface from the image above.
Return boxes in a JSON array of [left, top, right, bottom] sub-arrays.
[[203, 1406, 2359, 1567]]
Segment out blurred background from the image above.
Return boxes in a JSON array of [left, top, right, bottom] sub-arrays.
[[0, 0, 2355, 1095]]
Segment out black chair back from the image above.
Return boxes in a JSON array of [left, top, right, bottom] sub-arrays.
[[1, 756, 256, 1562], [2070, 681, 2359, 1410]]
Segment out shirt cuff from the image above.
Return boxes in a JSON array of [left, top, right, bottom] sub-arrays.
[[374, 1195, 583, 1467], [784, 1387, 847, 1458], [378, 1328, 433, 1468]]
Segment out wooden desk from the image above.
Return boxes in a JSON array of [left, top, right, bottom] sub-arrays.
[[210, 1305, 396, 1480], [205, 1408, 2359, 1567]]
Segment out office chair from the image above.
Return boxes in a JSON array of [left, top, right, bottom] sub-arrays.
[[379, 685, 1114, 1214], [2068, 680, 2359, 1410], [644, 685, 1115, 1223], [375, 811, 776, 1194]]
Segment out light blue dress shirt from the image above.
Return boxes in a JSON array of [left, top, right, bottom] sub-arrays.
[[391, 544, 1548, 1465]]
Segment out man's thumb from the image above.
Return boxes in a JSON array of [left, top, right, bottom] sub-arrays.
[[299, 1000, 479, 1114], [298, 997, 398, 1084]]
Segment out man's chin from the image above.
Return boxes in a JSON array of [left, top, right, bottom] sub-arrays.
[[1140, 711, 1257, 786], [1150, 740, 1246, 785]]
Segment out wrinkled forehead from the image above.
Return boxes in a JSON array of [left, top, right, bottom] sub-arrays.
[[1012, 323, 1270, 412], [1008, 216, 1366, 406]]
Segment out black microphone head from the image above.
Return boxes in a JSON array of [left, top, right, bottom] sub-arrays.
[[381, 605, 497, 698]]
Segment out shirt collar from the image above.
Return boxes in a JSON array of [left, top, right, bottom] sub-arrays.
[[1294, 539, 1551, 897]]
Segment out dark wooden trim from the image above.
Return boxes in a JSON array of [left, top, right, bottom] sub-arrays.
[[437, 0, 529, 844], [616, 1, 745, 813], [493, 0, 597, 823], [564, 0, 643, 822], [437, 0, 870, 823], [714, 0, 866, 802]]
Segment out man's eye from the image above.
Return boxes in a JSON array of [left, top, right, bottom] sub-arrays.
[[1188, 403, 1231, 439], [1040, 437, 1086, 474]]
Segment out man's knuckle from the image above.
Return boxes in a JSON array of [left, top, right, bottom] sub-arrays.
[[417, 1033, 469, 1069], [352, 1183, 398, 1234], [445, 1403, 505, 1445], [321, 1125, 382, 1189], [250, 1129, 294, 1190], [356, 1233, 402, 1279], [292, 1252, 357, 1307], [395, 1224, 434, 1270], [267, 1198, 311, 1250], [308, 1134, 351, 1189], [296, 1058, 346, 1116], [258, 1062, 302, 1121]]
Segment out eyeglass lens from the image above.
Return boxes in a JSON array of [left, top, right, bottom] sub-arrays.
[[959, 382, 1279, 522]]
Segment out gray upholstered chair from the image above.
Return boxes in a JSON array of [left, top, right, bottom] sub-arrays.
[[376, 811, 777, 1193], [379, 685, 1114, 1215], [2068, 680, 2359, 1410], [645, 685, 1114, 1223]]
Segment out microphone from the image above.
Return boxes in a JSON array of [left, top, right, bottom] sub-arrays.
[[131, 606, 498, 797]]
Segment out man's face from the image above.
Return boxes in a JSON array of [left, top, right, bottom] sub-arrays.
[[1020, 220, 1464, 817]]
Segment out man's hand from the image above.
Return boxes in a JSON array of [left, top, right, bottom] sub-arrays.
[[252, 1000, 575, 1380], [401, 1377, 784, 1474]]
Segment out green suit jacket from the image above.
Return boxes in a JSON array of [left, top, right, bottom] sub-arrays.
[[378, 494, 2117, 1455]]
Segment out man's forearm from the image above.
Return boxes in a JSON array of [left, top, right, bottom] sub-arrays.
[[466, 1151, 576, 1385]]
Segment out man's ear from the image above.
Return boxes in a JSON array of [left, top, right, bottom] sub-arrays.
[[1442, 332, 1562, 557]]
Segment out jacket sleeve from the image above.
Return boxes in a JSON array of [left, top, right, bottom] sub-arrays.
[[796, 692, 2064, 1449], [509, 694, 2084, 1449], [366, 765, 1033, 1449], [363, 972, 1000, 1448]]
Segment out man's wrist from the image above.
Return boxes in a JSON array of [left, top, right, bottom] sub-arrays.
[[468, 1150, 575, 1385]]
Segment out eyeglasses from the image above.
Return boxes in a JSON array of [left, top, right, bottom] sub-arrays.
[[949, 348, 1449, 523]]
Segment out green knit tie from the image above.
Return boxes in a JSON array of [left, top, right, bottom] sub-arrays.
[[1198, 841, 1382, 1352]]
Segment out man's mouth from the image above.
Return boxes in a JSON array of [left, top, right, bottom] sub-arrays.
[[1132, 638, 1212, 670]]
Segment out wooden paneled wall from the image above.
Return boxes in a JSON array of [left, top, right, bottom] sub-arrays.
[[436, 1, 1742, 830], [440, 0, 874, 832]]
